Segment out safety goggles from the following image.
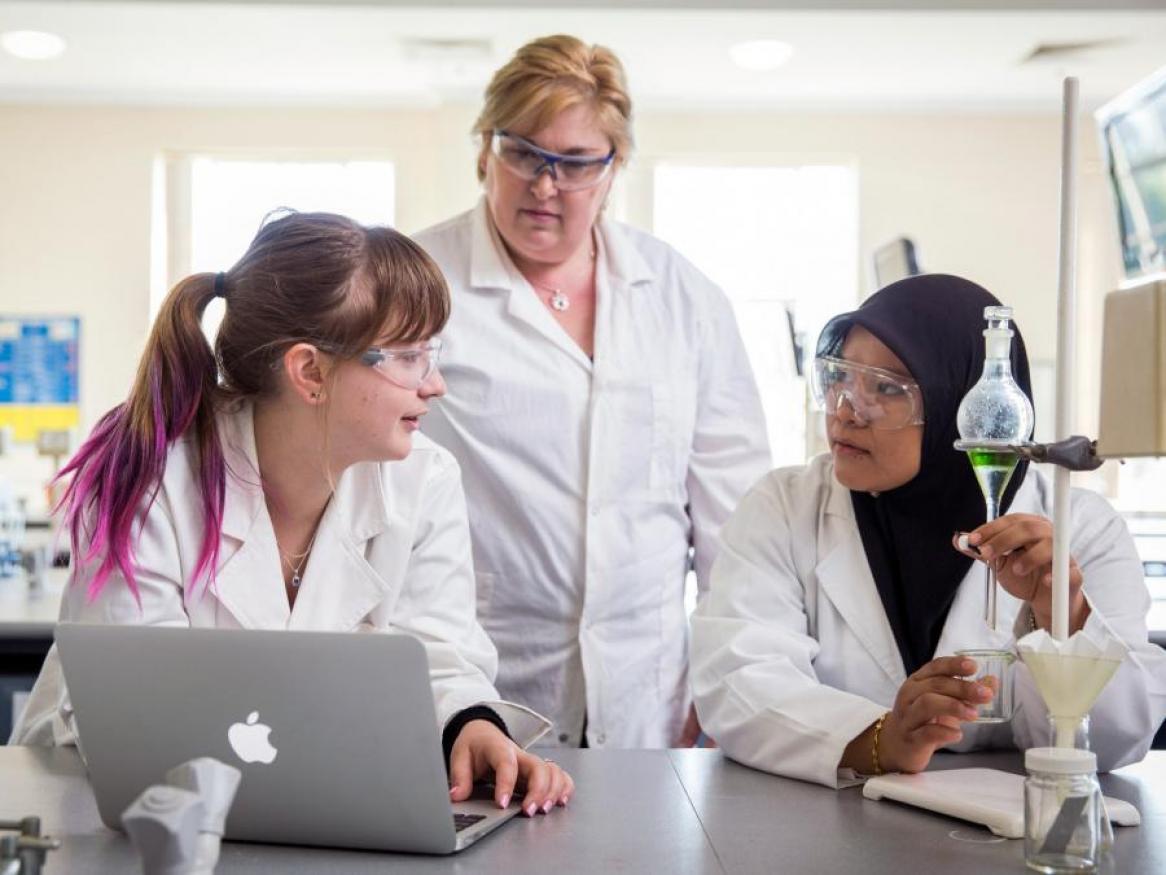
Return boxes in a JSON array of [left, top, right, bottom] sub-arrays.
[[358, 338, 443, 390], [490, 130, 616, 191], [811, 355, 924, 430]]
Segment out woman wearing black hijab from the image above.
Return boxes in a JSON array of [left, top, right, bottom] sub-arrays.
[[690, 274, 1166, 788]]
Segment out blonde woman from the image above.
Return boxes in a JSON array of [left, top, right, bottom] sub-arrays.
[[416, 35, 770, 750]]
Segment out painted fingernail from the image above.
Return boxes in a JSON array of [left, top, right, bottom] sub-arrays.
[[542, 799, 554, 813], [525, 802, 537, 817], [559, 795, 569, 807], [961, 659, 976, 673], [500, 793, 511, 809], [963, 707, 979, 720], [976, 684, 993, 700], [957, 533, 970, 551]]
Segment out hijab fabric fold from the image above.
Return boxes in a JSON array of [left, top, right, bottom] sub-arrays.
[[817, 274, 1033, 675]]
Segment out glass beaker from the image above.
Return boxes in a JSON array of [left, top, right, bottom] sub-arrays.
[[956, 648, 1015, 722]]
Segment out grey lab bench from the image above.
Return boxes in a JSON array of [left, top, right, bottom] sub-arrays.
[[1, 746, 1163, 874]]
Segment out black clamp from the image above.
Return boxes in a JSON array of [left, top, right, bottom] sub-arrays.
[[1007, 436, 1106, 472]]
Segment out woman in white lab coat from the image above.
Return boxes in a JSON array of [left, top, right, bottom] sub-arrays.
[[13, 212, 572, 817], [414, 35, 771, 749], [691, 274, 1166, 788]]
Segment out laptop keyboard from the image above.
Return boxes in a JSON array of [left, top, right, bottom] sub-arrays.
[[453, 813, 488, 833]]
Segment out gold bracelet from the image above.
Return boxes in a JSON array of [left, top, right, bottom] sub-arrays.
[[871, 712, 889, 776]]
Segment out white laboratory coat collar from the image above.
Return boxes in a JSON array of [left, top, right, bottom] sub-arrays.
[[468, 198, 514, 292], [467, 197, 655, 293], [217, 401, 264, 543], [216, 401, 391, 544], [815, 464, 908, 686], [210, 402, 395, 631], [813, 461, 1013, 683], [595, 214, 654, 290]]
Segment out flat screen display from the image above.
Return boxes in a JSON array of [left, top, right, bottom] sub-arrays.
[[1097, 67, 1166, 279]]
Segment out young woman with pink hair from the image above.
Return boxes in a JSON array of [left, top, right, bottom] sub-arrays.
[[13, 211, 572, 817]]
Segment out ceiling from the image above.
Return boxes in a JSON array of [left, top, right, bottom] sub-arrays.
[[1, 1, 1164, 111]]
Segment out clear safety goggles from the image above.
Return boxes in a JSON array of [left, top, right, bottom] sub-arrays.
[[358, 338, 443, 390], [811, 355, 924, 430], [490, 130, 616, 191]]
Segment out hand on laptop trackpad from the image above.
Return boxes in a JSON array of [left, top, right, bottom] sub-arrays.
[[466, 782, 511, 805]]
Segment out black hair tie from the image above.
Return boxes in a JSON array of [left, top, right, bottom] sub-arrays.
[[213, 272, 227, 299]]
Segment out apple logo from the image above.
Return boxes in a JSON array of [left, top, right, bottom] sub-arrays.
[[227, 711, 278, 764]]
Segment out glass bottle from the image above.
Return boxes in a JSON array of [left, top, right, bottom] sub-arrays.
[[1042, 715, 1114, 857], [1025, 747, 1100, 873]]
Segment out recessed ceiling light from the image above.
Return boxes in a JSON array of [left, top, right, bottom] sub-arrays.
[[729, 39, 793, 73], [1, 30, 67, 61]]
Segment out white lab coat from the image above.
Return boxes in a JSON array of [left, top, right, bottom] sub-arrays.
[[691, 453, 1166, 788], [13, 401, 549, 749], [414, 201, 771, 748]]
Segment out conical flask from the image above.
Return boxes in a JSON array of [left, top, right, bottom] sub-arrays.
[[956, 306, 1035, 630]]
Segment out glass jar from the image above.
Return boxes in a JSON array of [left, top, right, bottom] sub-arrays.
[[1042, 715, 1114, 857], [1024, 747, 1100, 873]]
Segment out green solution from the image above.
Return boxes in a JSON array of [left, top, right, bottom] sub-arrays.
[[966, 448, 1020, 511], [967, 447, 1020, 632]]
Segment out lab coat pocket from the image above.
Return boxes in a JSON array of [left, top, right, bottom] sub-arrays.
[[598, 378, 677, 500]]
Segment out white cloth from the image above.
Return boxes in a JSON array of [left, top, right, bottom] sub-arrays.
[[13, 402, 549, 749], [691, 453, 1166, 787], [414, 200, 771, 748]]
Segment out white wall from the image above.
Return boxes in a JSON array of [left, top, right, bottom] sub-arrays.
[[631, 111, 1119, 366], [0, 101, 1123, 511]]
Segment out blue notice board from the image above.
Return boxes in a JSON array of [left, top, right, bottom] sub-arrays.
[[0, 316, 81, 404]]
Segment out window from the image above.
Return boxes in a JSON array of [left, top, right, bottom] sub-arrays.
[[154, 156, 395, 335], [652, 162, 859, 467]]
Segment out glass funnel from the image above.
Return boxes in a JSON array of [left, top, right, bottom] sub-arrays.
[[955, 306, 1035, 631]]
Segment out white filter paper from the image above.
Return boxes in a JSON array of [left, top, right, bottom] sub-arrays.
[[1017, 629, 1126, 719]]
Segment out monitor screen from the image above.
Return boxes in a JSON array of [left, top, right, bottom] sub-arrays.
[[1096, 66, 1166, 279], [872, 237, 920, 289]]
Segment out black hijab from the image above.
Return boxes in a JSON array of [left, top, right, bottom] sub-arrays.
[[816, 274, 1033, 675]]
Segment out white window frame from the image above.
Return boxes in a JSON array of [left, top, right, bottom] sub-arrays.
[[151, 149, 397, 320]]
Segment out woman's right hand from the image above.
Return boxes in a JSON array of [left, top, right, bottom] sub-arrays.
[[877, 655, 995, 774], [449, 720, 575, 816]]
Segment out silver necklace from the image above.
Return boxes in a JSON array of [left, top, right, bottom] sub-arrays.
[[530, 246, 596, 314], [279, 530, 319, 588]]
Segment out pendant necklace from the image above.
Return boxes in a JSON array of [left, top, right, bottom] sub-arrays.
[[530, 246, 596, 314], [280, 530, 319, 588], [545, 287, 571, 312]]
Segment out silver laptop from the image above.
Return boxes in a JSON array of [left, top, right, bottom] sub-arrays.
[[54, 623, 521, 853]]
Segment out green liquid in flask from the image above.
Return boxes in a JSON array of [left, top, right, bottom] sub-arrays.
[[966, 448, 1019, 510]]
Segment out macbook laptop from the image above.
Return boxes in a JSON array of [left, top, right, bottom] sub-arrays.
[[54, 623, 521, 853]]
